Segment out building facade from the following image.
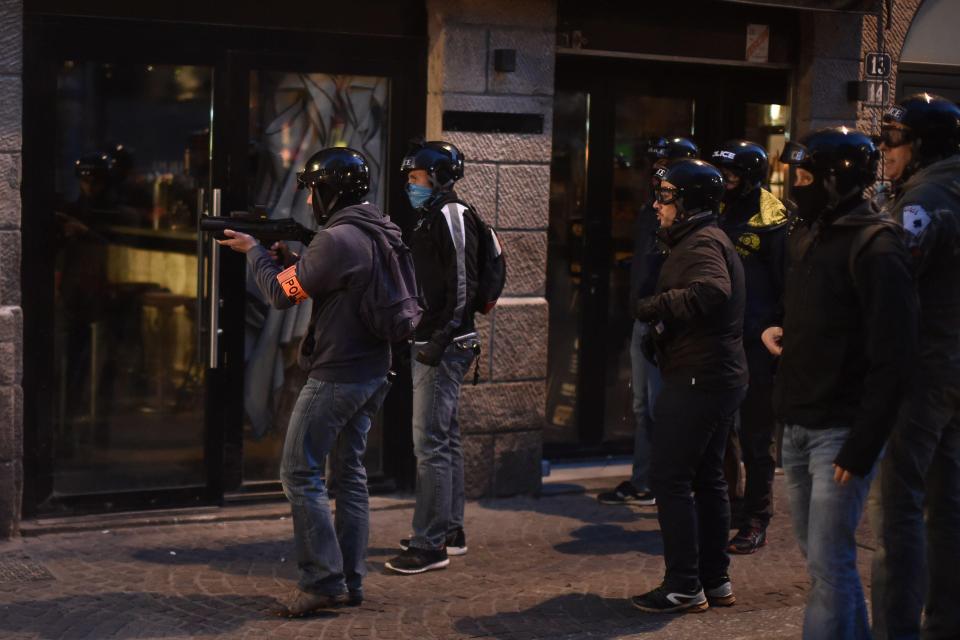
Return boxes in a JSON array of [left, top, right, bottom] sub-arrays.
[[1, 0, 956, 536]]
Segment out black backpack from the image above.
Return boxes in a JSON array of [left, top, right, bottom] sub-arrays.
[[329, 214, 423, 343], [467, 208, 506, 314]]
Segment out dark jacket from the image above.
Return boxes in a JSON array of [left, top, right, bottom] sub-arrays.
[[246, 203, 392, 383], [646, 212, 748, 390], [718, 187, 789, 343], [773, 199, 918, 476], [629, 199, 666, 309], [410, 191, 480, 346], [884, 154, 960, 380]]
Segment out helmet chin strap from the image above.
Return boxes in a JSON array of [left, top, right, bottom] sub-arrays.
[[311, 186, 340, 225]]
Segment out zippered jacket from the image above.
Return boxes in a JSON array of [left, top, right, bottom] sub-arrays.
[[410, 191, 480, 346]]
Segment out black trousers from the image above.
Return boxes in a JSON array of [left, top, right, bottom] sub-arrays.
[[652, 382, 747, 592]]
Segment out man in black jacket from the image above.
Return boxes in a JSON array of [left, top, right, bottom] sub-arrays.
[[870, 94, 960, 640], [711, 140, 789, 553], [630, 159, 748, 614], [219, 148, 394, 617], [763, 128, 917, 639], [386, 141, 480, 575], [599, 136, 698, 507]]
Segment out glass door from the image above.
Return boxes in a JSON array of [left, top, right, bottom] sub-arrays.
[[240, 69, 392, 485], [51, 61, 213, 495]]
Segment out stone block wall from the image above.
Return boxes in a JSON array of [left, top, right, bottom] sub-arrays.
[[794, 10, 865, 136], [425, 0, 556, 497], [0, 0, 21, 539]]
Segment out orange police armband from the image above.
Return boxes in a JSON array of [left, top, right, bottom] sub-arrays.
[[277, 265, 309, 304]]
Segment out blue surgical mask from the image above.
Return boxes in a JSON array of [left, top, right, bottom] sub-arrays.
[[406, 183, 434, 210]]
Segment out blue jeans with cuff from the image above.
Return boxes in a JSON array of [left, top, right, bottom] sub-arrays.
[[280, 375, 391, 598], [629, 320, 662, 492], [410, 340, 476, 550]]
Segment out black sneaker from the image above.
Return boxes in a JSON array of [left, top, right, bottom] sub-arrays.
[[630, 584, 708, 613], [728, 526, 767, 554], [385, 547, 450, 575], [597, 481, 656, 506], [399, 528, 468, 556], [703, 576, 736, 607]]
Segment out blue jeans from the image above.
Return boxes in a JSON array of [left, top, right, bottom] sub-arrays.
[[410, 340, 475, 550], [630, 321, 662, 492], [280, 375, 391, 597], [870, 381, 960, 640], [782, 424, 875, 640]]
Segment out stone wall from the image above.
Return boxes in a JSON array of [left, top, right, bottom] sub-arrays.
[[425, 0, 555, 497], [0, 0, 21, 539], [794, 10, 865, 136]]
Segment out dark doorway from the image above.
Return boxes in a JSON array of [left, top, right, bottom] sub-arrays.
[[545, 54, 791, 458]]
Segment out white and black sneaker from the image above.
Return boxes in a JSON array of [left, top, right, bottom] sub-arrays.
[[385, 547, 450, 575], [703, 575, 736, 606], [399, 528, 468, 556], [597, 481, 656, 506], [630, 584, 708, 613]]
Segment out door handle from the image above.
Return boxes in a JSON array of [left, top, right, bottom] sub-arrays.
[[209, 188, 222, 369]]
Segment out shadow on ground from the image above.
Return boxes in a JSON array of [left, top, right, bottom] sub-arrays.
[[554, 524, 663, 556], [0, 593, 296, 639], [478, 489, 658, 526], [454, 592, 674, 639], [132, 540, 298, 579]]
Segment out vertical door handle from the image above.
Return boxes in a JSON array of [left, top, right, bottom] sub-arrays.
[[209, 188, 222, 369]]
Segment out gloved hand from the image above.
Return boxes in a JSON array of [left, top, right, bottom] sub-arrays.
[[415, 340, 445, 367], [634, 295, 660, 323], [640, 329, 658, 366]]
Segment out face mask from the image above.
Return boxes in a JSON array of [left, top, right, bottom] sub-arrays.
[[790, 180, 831, 224], [406, 183, 434, 210]]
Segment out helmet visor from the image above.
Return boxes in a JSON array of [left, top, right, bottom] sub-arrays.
[[873, 125, 913, 149], [780, 141, 809, 166]]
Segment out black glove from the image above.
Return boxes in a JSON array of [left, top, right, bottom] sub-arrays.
[[640, 329, 658, 366], [415, 340, 445, 367], [634, 295, 660, 323]]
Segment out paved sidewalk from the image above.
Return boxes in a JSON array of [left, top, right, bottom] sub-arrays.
[[0, 475, 875, 639]]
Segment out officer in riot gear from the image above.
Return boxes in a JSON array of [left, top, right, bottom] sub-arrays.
[[598, 136, 699, 507], [219, 147, 396, 617], [630, 159, 748, 613], [871, 93, 960, 640], [765, 128, 917, 639], [711, 140, 789, 554], [387, 140, 480, 575]]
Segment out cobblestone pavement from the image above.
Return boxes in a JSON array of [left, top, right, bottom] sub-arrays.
[[0, 476, 875, 639]]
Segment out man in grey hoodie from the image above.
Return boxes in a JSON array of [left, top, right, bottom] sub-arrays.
[[219, 148, 395, 617], [871, 94, 960, 640]]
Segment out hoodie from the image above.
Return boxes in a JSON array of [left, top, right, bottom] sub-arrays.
[[246, 203, 393, 382], [884, 154, 960, 378], [773, 199, 918, 476]]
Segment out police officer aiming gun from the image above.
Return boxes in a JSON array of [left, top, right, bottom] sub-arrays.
[[218, 147, 398, 617]]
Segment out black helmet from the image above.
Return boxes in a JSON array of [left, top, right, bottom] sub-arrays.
[[780, 127, 879, 194], [75, 151, 117, 180], [646, 137, 699, 161], [401, 140, 463, 188], [780, 127, 878, 222], [657, 159, 725, 219], [711, 140, 768, 189], [296, 147, 369, 223], [882, 93, 960, 169]]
